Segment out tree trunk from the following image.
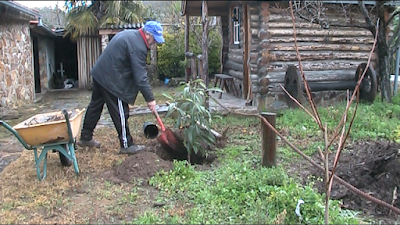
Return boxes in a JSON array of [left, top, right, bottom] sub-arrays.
[[377, 1, 392, 102]]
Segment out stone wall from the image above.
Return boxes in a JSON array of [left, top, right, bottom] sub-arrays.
[[101, 34, 108, 52], [0, 20, 34, 109]]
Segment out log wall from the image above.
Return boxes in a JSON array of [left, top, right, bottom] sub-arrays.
[[255, 2, 377, 110], [221, 3, 245, 97]]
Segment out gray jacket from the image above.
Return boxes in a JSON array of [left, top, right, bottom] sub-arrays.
[[91, 29, 154, 104]]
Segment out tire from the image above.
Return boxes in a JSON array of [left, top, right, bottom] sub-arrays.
[[59, 144, 73, 167]]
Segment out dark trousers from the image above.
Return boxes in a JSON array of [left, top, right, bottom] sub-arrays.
[[80, 80, 134, 148]]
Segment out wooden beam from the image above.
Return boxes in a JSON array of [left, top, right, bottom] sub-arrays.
[[98, 29, 122, 35], [185, 14, 190, 83], [243, 4, 251, 101], [185, 8, 229, 17]]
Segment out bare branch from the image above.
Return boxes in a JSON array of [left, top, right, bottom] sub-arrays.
[[357, 0, 377, 35], [280, 84, 318, 123], [290, 1, 324, 130], [209, 93, 400, 215], [327, 18, 380, 152]]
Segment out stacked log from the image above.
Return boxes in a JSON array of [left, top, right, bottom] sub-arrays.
[[256, 2, 376, 109]]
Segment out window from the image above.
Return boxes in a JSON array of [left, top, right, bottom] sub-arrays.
[[233, 20, 240, 44], [232, 6, 240, 45]]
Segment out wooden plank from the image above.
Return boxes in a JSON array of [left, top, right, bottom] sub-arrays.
[[264, 51, 376, 62], [266, 60, 377, 72], [98, 29, 122, 35], [227, 54, 243, 63], [267, 13, 366, 23], [268, 23, 373, 32], [229, 48, 243, 55], [185, 8, 229, 17], [267, 42, 373, 52], [268, 28, 372, 37], [225, 59, 243, 72], [267, 69, 356, 83], [228, 69, 244, 80], [266, 37, 375, 44]]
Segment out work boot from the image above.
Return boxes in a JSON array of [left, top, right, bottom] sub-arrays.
[[77, 139, 101, 148], [119, 145, 146, 154]]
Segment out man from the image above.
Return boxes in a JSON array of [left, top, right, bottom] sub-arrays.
[[77, 20, 165, 154]]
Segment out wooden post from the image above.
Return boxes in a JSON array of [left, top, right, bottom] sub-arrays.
[[243, 4, 250, 100], [191, 58, 197, 81], [197, 54, 203, 80], [202, 0, 209, 87], [185, 13, 190, 83], [261, 112, 276, 167]]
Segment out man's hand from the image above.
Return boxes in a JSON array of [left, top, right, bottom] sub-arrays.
[[147, 100, 157, 113]]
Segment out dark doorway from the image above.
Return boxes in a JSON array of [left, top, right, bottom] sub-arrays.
[[52, 36, 78, 89], [32, 36, 41, 93]]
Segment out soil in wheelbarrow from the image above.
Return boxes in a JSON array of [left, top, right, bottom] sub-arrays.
[[298, 139, 400, 221], [23, 109, 80, 126]]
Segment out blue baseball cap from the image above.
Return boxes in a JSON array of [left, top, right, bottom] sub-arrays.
[[144, 21, 165, 44]]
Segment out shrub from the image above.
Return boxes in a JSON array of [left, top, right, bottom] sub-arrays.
[[157, 29, 221, 79]]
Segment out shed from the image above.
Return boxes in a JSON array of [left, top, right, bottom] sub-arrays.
[[181, 0, 398, 111]]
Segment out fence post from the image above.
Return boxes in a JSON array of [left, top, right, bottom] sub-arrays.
[[261, 112, 277, 167]]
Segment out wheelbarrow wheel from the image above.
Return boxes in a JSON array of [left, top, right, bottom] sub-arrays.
[[59, 144, 73, 167]]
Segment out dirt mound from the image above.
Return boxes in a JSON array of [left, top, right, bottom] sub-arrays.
[[307, 140, 400, 218], [102, 151, 173, 184]]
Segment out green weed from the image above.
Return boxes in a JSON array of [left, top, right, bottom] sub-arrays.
[[143, 147, 360, 224]]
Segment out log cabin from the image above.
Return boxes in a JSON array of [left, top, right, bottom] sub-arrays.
[[181, 0, 399, 111]]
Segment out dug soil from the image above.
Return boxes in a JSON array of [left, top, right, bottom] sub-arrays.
[[300, 139, 400, 221], [101, 129, 223, 184], [102, 149, 174, 184]]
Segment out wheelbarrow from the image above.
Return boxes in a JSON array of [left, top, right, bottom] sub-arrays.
[[0, 108, 85, 180]]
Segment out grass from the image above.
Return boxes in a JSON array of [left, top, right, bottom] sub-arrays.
[[277, 96, 400, 158], [132, 113, 364, 224], [134, 85, 183, 107], [1, 86, 400, 224]]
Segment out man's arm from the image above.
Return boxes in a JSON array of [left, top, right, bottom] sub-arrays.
[[129, 49, 155, 103]]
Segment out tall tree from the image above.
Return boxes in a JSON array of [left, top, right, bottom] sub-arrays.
[[33, 3, 66, 29], [64, 0, 147, 40]]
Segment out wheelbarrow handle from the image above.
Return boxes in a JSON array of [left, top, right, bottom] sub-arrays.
[[62, 109, 74, 144], [0, 120, 32, 150], [153, 110, 166, 132]]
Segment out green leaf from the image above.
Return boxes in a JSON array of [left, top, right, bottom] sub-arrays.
[[162, 93, 174, 101]]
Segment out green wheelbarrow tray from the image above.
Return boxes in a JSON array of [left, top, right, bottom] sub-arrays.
[[0, 108, 85, 181]]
